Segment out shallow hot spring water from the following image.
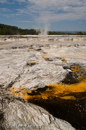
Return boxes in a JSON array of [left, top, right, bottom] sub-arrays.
[[11, 64, 86, 130]]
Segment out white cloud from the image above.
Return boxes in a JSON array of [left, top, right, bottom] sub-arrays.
[[28, 0, 84, 11], [15, 0, 86, 29], [15, 0, 27, 2], [21, 0, 85, 29], [0, 8, 11, 12], [16, 20, 31, 22], [0, 0, 7, 3], [1, 0, 86, 23]]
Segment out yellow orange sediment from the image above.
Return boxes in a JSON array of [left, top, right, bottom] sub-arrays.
[[60, 57, 67, 63], [48, 79, 86, 94], [70, 64, 80, 72], [10, 78, 86, 102], [10, 86, 32, 102], [10, 64, 86, 101], [60, 96, 76, 100], [27, 62, 38, 66]]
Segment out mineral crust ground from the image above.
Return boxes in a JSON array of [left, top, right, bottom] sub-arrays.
[[0, 35, 86, 130]]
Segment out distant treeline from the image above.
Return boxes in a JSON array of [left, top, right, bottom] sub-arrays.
[[48, 31, 86, 35], [0, 24, 39, 35], [0, 23, 86, 35]]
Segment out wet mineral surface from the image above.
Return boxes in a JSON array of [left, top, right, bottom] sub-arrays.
[[24, 64, 86, 130]]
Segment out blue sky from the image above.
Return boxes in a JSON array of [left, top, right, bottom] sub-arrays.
[[0, 0, 86, 31]]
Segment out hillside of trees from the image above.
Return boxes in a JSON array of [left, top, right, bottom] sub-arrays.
[[48, 31, 86, 35], [0, 23, 86, 35], [0, 24, 39, 35]]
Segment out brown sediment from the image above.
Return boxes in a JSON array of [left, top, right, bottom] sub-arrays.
[[27, 62, 38, 66], [71, 64, 80, 72], [60, 57, 67, 63], [63, 64, 86, 84], [43, 54, 49, 60], [60, 96, 76, 100], [0, 42, 11, 46]]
